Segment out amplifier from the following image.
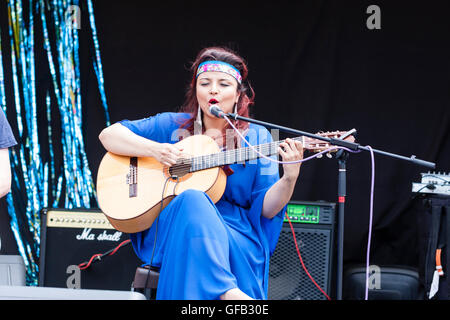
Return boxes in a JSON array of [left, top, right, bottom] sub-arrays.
[[412, 172, 450, 196], [268, 200, 337, 300], [39, 208, 142, 291]]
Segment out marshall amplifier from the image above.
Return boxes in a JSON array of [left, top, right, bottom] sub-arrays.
[[39, 208, 142, 291]]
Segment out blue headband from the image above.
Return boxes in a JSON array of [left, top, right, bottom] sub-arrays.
[[196, 60, 242, 84]]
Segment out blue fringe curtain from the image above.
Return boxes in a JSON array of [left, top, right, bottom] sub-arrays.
[[1, 0, 110, 285]]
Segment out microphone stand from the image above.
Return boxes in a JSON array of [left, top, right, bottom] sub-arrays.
[[225, 112, 435, 300]]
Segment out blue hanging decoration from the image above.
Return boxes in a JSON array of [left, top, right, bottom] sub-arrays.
[[1, 3, 32, 282], [2, 0, 110, 285], [5, 0, 41, 285]]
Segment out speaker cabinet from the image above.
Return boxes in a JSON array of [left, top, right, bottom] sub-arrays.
[[39, 208, 142, 291], [268, 201, 336, 300], [343, 265, 421, 300]]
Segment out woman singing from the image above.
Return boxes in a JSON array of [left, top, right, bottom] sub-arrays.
[[99, 46, 304, 299]]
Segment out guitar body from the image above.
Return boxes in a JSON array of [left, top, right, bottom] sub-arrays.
[[96, 135, 227, 233]]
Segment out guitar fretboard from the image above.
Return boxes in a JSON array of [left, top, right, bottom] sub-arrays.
[[189, 137, 303, 172]]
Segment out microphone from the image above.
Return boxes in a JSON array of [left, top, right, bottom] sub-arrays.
[[209, 104, 226, 118]]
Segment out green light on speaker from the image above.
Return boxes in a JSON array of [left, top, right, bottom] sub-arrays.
[[284, 203, 320, 223]]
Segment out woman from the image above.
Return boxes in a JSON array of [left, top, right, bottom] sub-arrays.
[[99, 46, 304, 299]]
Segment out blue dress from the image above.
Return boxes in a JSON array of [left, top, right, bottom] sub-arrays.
[[119, 112, 286, 299]]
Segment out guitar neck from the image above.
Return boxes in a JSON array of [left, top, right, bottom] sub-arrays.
[[189, 137, 304, 172]]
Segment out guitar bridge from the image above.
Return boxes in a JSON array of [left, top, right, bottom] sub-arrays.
[[128, 157, 138, 198]]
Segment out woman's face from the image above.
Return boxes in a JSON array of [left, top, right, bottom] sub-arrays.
[[196, 71, 240, 120]]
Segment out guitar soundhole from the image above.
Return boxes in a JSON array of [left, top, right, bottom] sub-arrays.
[[168, 162, 191, 178]]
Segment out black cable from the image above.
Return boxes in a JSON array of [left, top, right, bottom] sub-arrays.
[[78, 239, 131, 270], [417, 184, 437, 193], [143, 175, 180, 295]]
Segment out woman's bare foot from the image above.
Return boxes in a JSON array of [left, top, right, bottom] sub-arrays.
[[220, 288, 254, 300]]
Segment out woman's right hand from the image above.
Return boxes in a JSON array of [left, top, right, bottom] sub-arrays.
[[152, 143, 184, 167]]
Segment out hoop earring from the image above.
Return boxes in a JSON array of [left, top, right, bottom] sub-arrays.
[[233, 103, 238, 114]]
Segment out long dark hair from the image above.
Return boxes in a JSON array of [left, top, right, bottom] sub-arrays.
[[178, 46, 255, 148]]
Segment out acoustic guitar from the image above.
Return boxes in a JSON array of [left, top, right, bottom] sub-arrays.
[[96, 131, 352, 233]]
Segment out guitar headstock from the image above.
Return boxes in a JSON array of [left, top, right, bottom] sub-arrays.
[[302, 130, 356, 158]]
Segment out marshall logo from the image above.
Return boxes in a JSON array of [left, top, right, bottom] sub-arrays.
[[76, 228, 122, 242]]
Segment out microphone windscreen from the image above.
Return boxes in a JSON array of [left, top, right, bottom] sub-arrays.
[[209, 105, 224, 118]]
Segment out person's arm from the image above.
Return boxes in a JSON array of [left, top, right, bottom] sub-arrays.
[[261, 138, 303, 219], [262, 134, 355, 219], [98, 123, 183, 167], [0, 148, 12, 198]]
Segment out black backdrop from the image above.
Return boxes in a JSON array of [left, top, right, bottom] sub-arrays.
[[0, 0, 449, 283]]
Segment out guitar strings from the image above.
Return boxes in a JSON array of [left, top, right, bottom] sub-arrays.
[[169, 139, 289, 175], [168, 136, 334, 176]]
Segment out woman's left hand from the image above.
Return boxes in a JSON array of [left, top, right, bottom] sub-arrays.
[[278, 138, 304, 183], [262, 138, 304, 219]]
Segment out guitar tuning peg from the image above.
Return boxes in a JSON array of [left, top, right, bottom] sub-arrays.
[[316, 153, 323, 159], [326, 152, 332, 158]]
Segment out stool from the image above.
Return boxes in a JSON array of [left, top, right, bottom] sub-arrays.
[[132, 266, 160, 300]]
